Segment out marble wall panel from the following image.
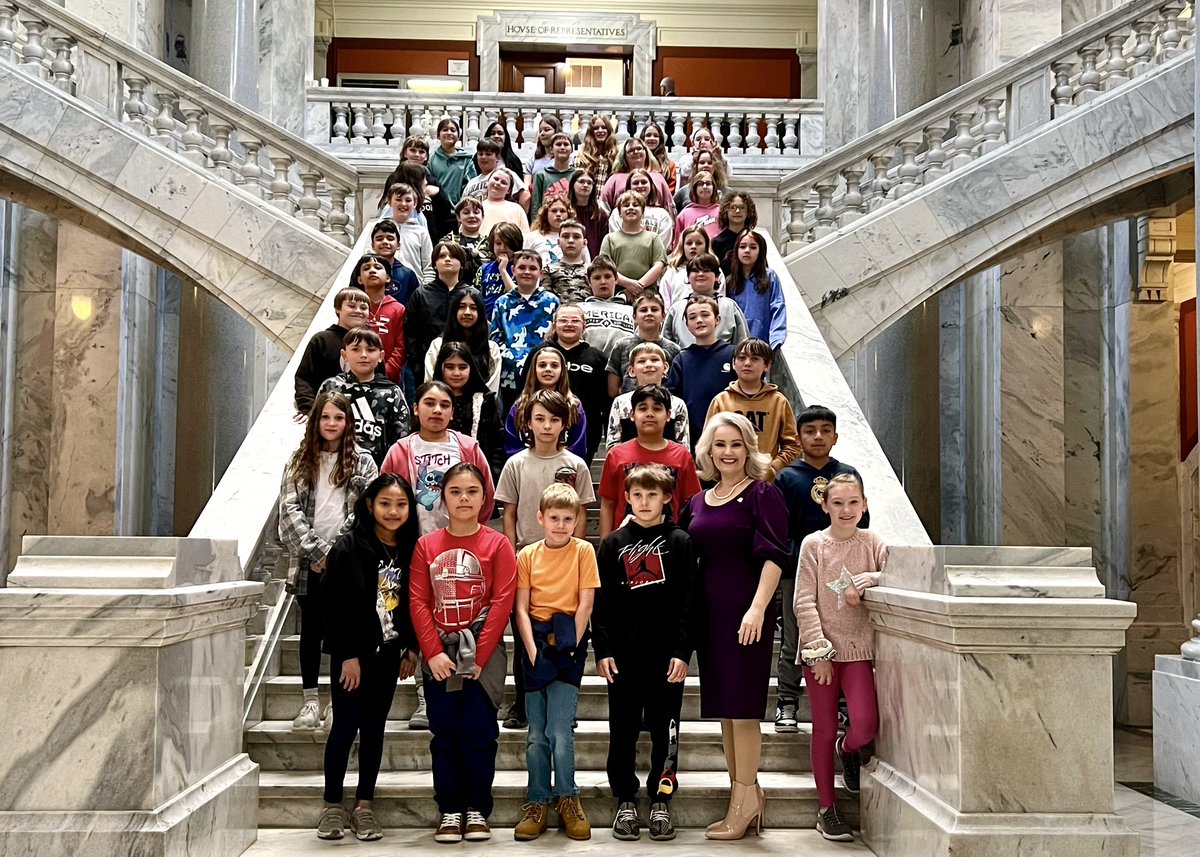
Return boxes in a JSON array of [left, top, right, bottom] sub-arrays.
[[258, 0, 315, 135], [46, 225, 120, 536], [154, 628, 244, 804], [0, 646, 158, 810]]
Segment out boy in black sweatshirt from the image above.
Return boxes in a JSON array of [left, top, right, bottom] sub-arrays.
[[664, 294, 736, 447], [294, 287, 370, 417], [593, 464, 697, 843], [318, 328, 411, 466]]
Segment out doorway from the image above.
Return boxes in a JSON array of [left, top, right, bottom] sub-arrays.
[[500, 49, 632, 95]]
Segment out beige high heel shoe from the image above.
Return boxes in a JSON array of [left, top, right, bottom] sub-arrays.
[[704, 781, 765, 840]]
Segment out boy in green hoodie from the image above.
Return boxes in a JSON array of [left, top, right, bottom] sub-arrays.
[[704, 337, 800, 480]]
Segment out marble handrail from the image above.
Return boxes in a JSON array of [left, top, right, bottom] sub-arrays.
[[775, 0, 1194, 252], [305, 86, 825, 159], [765, 232, 931, 546], [0, 0, 361, 244]]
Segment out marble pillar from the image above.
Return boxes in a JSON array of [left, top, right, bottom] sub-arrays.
[[862, 545, 1139, 857], [193, 0, 259, 108], [258, 0, 315, 135], [866, 0, 937, 128], [817, 0, 870, 148], [0, 203, 56, 581], [173, 284, 288, 532], [1126, 298, 1186, 724], [64, 0, 164, 59], [1062, 223, 1135, 718], [998, 245, 1066, 545], [0, 536, 260, 855], [47, 224, 121, 536]]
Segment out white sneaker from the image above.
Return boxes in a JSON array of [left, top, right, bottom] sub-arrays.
[[321, 703, 334, 732], [292, 699, 321, 730]]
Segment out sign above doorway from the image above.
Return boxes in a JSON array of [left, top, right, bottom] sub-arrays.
[[477, 12, 656, 95]]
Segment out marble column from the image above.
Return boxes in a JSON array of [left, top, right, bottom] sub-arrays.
[[0, 203, 56, 582], [1062, 222, 1135, 718], [862, 545, 1138, 857], [817, 0, 870, 148], [258, 0, 315, 135], [192, 0, 259, 109], [47, 224, 121, 536], [0, 536, 261, 854]]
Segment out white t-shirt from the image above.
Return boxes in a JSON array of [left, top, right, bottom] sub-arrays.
[[407, 437, 462, 535], [494, 449, 596, 549], [607, 207, 674, 250], [312, 452, 348, 544]]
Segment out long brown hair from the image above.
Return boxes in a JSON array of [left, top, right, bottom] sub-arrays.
[[286, 391, 359, 490], [516, 343, 580, 413]]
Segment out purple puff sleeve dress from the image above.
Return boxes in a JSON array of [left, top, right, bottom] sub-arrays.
[[682, 479, 791, 719]]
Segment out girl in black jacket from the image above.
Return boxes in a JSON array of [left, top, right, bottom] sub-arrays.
[[433, 342, 506, 484], [318, 474, 421, 842]]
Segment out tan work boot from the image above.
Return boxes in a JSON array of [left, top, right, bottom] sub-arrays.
[[557, 795, 591, 840], [513, 802, 548, 841]]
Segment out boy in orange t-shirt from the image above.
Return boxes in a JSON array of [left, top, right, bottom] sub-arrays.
[[512, 484, 601, 842]]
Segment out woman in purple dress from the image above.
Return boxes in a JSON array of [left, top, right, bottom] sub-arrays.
[[681, 412, 789, 841]]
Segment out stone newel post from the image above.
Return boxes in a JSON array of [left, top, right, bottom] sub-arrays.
[[1153, 614, 1200, 805], [0, 536, 262, 856], [862, 545, 1139, 857]]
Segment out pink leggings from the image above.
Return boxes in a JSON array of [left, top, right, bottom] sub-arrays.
[[804, 660, 878, 807]]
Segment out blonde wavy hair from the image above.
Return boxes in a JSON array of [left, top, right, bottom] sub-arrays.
[[695, 412, 772, 482]]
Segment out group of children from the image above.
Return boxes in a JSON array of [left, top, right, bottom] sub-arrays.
[[277, 115, 886, 847]]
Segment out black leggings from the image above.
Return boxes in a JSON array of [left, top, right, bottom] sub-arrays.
[[297, 570, 325, 689], [323, 643, 402, 803]]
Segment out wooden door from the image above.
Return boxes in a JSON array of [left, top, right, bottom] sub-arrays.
[[501, 54, 567, 94]]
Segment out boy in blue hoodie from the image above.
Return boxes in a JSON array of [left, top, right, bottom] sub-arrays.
[[664, 294, 736, 447], [772, 405, 868, 733]]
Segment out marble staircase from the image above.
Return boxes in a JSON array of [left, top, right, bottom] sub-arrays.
[[773, 0, 1195, 355]]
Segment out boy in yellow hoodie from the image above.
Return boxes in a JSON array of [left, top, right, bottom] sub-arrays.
[[704, 338, 801, 479]]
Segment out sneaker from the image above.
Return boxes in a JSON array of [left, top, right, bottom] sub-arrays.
[[612, 801, 640, 841], [836, 735, 861, 794], [648, 802, 675, 841], [316, 804, 347, 840], [434, 812, 463, 844], [463, 808, 491, 841], [409, 688, 429, 730], [321, 703, 333, 731], [556, 795, 591, 841], [350, 805, 383, 841], [502, 704, 528, 730], [513, 802, 548, 841], [774, 698, 800, 733], [816, 804, 854, 842], [292, 699, 321, 731]]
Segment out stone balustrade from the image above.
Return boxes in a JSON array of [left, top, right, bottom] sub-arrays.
[[776, 0, 1195, 254], [305, 86, 824, 161], [0, 0, 361, 244]]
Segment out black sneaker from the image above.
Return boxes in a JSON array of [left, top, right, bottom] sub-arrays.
[[817, 804, 854, 842], [648, 802, 675, 841], [774, 698, 800, 733], [502, 705, 527, 729], [836, 735, 861, 794], [611, 801, 640, 840]]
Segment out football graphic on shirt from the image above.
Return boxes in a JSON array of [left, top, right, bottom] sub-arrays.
[[429, 547, 486, 630], [554, 465, 579, 488]]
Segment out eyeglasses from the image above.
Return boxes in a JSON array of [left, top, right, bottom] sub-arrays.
[[728, 204, 747, 212], [695, 181, 714, 186]]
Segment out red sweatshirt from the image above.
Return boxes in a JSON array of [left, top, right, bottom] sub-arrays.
[[369, 295, 406, 384], [409, 526, 516, 669]]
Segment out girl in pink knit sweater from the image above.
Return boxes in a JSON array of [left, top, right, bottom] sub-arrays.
[[794, 473, 887, 842]]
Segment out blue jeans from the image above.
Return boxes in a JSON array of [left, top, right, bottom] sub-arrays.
[[525, 681, 580, 803]]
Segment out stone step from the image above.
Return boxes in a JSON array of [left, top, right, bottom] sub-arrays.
[[262, 675, 807, 723], [275, 634, 788, 680], [257, 770, 858, 830], [245, 719, 815, 773], [244, 826, 875, 855]]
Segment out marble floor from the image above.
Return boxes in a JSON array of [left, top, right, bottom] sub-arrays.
[[245, 730, 1198, 856]]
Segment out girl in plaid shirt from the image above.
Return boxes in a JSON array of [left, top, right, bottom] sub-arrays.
[[279, 391, 379, 731]]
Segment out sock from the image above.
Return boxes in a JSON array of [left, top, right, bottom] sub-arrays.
[[303, 687, 319, 703]]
